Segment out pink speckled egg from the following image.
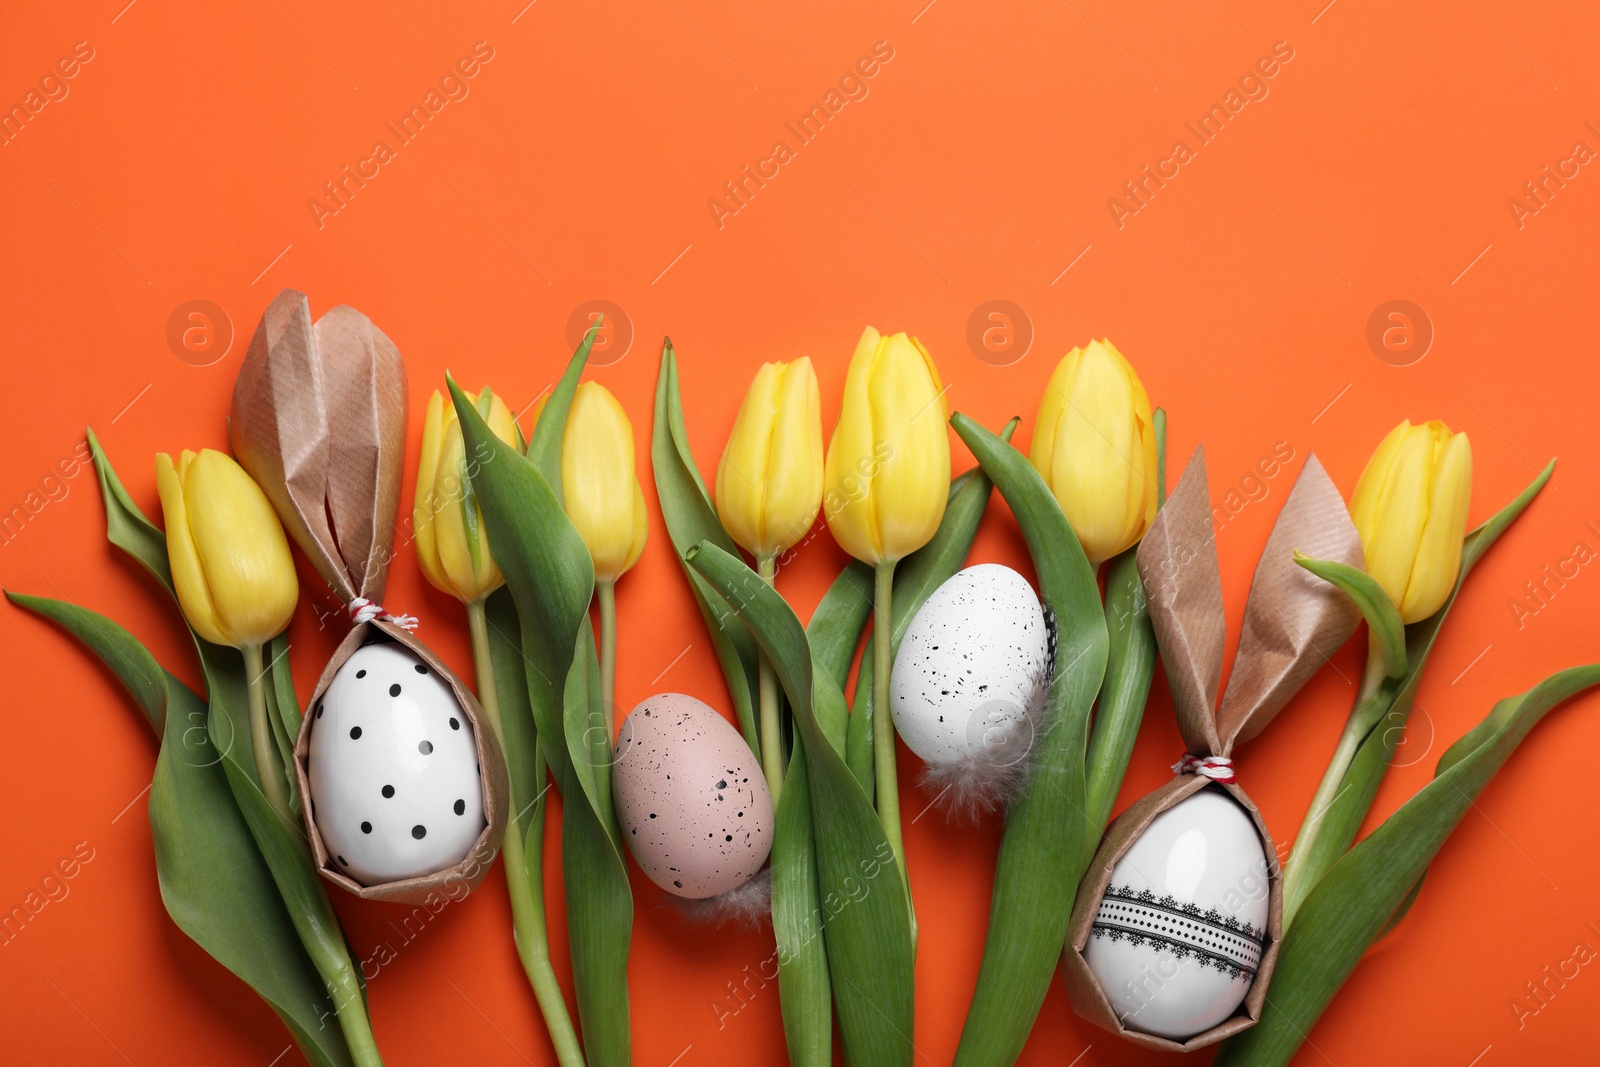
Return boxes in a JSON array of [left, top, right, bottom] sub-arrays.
[[612, 693, 773, 899]]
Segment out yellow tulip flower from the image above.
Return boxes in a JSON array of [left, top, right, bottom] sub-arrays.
[[562, 381, 648, 582], [1350, 419, 1472, 624], [1028, 339, 1158, 564], [823, 326, 950, 566], [716, 358, 824, 562], [414, 387, 522, 603], [156, 448, 298, 649], [822, 325, 950, 891]]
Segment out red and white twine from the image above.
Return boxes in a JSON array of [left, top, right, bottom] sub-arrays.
[[348, 597, 418, 632], [1171, 753, 1236, 785]]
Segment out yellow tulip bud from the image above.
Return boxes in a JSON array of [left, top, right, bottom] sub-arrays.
[[1028, 339, 1158, 564], [414, 387, 522, 603], [715, 358, 824, 560], [562, 381, 648, 581], [156, 448, 298, 648], [823, 327, 950, 565], [1350, 419, 1472, 624]]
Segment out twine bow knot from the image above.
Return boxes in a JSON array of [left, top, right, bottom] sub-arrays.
[[1171, 753, 1236, 784], [348, 597, 418, 632]]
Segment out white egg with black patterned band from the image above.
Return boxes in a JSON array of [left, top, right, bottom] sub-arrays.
[[1084, 788, 1271, 1040]]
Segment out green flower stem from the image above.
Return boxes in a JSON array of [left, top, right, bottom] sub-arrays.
[[756, 554, 785, 808], [872, 560, 907, 888], [467, 599, 585, 1067], [241, 642, 291, 826], [317, 948, 384, 1067], [1281, 653, 1390, 930], [597, 579, 618, 741]]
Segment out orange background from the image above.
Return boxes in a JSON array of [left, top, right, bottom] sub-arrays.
[[2, 1, 1598, 1064]]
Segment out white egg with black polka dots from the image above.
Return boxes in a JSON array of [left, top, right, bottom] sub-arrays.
[[307, 641, 484, 885]]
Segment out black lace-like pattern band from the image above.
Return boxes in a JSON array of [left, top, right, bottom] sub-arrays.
[[1089, 885, 1268, 983]]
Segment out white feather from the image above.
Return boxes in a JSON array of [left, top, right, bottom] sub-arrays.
[[666, 867, 773, 929]]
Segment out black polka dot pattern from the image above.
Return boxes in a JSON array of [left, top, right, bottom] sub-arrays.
[[308, 642, 487, 888]]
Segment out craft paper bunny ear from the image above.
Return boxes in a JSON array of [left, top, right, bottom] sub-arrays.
[[229, 289, 508, 906], [1060, 445, 1363, 1052], [1135, 445, 1227, 756], [1142, 446, 1365, 758], [230, 288, 406, 603], [1216, 452, 1364, 748]]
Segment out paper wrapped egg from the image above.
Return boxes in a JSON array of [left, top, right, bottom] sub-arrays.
[[612, 693, 773, 898], [1083, 788, 1270, 1039], [890, 563, 1050, 772], [307, 642, 485, 885]]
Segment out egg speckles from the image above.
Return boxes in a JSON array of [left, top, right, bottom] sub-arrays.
[[890, 564, 1050, 767], [612, 693, 773, 899], [308, 642, 484, 886]]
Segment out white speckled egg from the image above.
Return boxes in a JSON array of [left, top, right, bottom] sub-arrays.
[[1084, 788, 1271, 1040], [889, 563, 1050, 767], [307, 642, 484, 885], [612, 693, 773, 899]]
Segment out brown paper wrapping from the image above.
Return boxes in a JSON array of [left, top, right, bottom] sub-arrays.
[[1060, 445, 1362, 1050], [230, 288, 509, 905]]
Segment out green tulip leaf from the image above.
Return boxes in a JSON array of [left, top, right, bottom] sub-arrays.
[[12, 591, 168, 735], [195, 638, 379, 1058], [1374, 871, 1426, 942], [485, 587, 545, 833], [1283, 460, 1555, 922], [950, 412, 1110, 1067], [1215, 663, 1600, 1067], [449, 374, 594, 789], [807, 561, 874, 692], [1081, 548, 1156, 873], [687, 541, 915, 1067], [451, 370, 633, 1066], [771, 736, 831, 1067], [527, 319, 601, 497], [88, 427, 174, 596], [9, 593, 359, 1067], [78, 433, 385, 1061], [1154, 407, 1168, 507], [1080, 407, 1166, 870], [261, 633, 303, 816], [780, 557, 892, 1066], [650, 340, 762, 752], [485, 586, 585, 1066], [805, 562, 874, 794], [562, 622, 633, 1067], [1294, 552, 1407, 678]]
